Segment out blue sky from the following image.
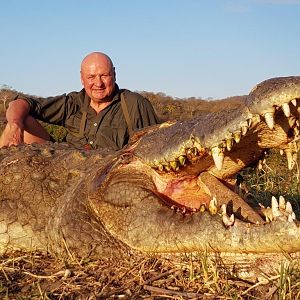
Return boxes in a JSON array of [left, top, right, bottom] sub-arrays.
[[1, 0, 299, 99]]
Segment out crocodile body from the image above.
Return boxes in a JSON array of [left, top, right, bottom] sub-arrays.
[[1, 76, 300, 279]]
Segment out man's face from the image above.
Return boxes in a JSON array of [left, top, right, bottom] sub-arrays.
[[81, 58, 116, 103]]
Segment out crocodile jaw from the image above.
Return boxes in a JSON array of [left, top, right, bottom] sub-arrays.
[[133, 76, 300, 178], [91, 157, 300, 256]]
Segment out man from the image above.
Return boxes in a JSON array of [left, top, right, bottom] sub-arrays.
[[0, 52, 159, 150]]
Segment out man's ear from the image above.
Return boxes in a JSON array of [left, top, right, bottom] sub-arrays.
[[113, 67, 116, 81], [80, 71, 84, 86]]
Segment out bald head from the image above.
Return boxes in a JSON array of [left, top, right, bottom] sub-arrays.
[[81, 52, 114, 72], [80, 52, 116, 104]]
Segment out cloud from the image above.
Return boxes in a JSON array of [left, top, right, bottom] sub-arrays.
[[254, 0, 300, 4], [223, 0, 300, 14], [224, 2, 251, 13]]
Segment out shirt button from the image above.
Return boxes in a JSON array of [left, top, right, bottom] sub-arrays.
[[89, 141, 94, 145], [94, 123, 97, 126]]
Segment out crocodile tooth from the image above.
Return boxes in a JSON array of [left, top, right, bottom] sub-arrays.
[[158, 164, 164, 172], [220, 204, 235, 226], [229, 214, 235, 225], [288, 212, 297, 222], [226, 138, 234, 151], [279, 195, 286, 210], [194, 136, 201, 144], [211, 146, 224, 170], [285, 201, 293, 214], [152, 160, 162, 169], [170, 161, 179, 171], [219, 141, 227, 150], [209, 196, 218, 214], [288, 214, 295, 222], [271, 196, 282, 218], [262, 207, 273, 222], [199, 204, 206, 212], [288, 116, 296, 127], [186, 147, 198, 158], [294, 127, 300, 137], [285, 149, 296, 170], [291, 212, 296, 221], [233, 131, 241, 143], [280, 149, 284, 155], [247, 118, 252, 127], [286, 202, 296, 222], [285, 201, 296, 221], [292, 99, 297, 106], [239, 121, 249, 136], [251, 114, 261, 126], [178, 155, 186, 166], [241, 126, 248, 136], [281, 103, 291, 118], [191, 147, 198, 155], [222, 213, 235, 227], [221, 204, 227, 215], [264, 112, 275, 130], [164, 163, 171, 172], [193, 136, 202, 150]]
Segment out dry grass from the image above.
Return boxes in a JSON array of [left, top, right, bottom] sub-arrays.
[[241, 149, 300, 218], [2, 249, 300, 299]]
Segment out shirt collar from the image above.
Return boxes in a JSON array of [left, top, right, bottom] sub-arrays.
[[82, 84, 121, 114], [83, 84, 120, 105]]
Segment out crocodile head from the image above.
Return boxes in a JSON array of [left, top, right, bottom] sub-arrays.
[[87, 77, 300, 263]]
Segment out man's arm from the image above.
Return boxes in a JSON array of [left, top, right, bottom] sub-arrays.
[[0, 99, 30, 147]]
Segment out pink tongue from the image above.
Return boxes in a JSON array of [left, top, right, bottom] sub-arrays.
[[155, 176, 211, 209]]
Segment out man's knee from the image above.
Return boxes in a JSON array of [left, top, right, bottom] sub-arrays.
[[23, 115, 50, 144]]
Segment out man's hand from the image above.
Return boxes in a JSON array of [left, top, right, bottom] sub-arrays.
[[0, 122, 24, 147], [0, 98, 30, 148]]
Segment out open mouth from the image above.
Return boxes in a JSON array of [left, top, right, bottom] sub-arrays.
[[153, 173, 209, 210]]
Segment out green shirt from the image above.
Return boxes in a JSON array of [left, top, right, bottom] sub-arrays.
[[22, 86, 160, 150]]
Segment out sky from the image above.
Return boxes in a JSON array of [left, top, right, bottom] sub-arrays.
[[0, 0, 300, 100]]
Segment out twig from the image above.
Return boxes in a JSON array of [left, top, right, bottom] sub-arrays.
[[0, 267, 10, 281], [0, 255, 29, 266], [61, 237, 80, 265], [241, 275, 280, 295], [143, 285, 200, 298], [142, 268, 179, 285], [22, 269, 69, 279]]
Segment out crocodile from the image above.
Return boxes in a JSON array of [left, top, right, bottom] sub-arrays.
[[0, 76, 300, 280]]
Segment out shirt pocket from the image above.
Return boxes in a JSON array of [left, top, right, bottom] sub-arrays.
[[95, 124, 129, 150], [65, 113, 85, 138]]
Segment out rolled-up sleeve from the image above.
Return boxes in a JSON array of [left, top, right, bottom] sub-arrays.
[[15, 93, 80, 126], [26, 95, 68, 126]]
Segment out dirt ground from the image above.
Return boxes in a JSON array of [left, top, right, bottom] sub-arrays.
[[1, 250, 300, 299]]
